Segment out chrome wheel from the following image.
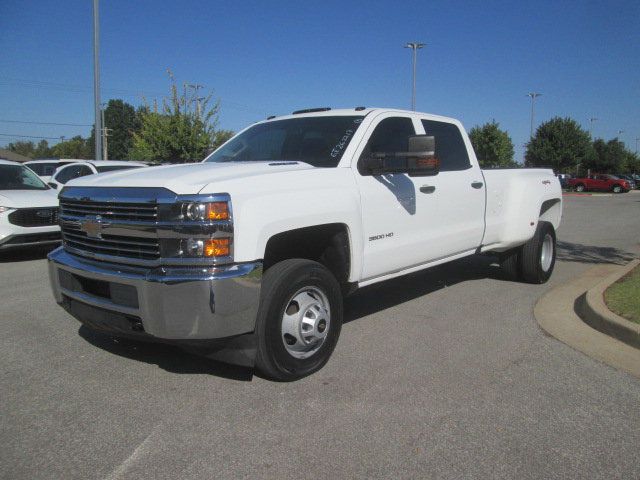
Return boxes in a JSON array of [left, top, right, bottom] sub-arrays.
[[575, 184, 585, 192], [540, 233, 554, 272], [281, 287, 331, 359]]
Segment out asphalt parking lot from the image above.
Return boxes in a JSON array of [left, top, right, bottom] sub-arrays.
[[2, 192, 640, 480]]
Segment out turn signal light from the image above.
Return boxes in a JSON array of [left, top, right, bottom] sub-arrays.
[[207, 202, 229, 220], [204, 238, 230, 257]]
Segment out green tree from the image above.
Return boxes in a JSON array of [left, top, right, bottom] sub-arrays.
[[525, 117, 595, 173], [34, 139, 52, 158], [130, 73, 220, 162], [51, 136, 91, 159], [7, 141, 36, 158], [212, 129, 234, 149], [468, 121, 516, 167], [87, 99, 142, 159]]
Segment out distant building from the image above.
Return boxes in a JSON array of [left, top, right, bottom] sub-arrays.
[[0, 149, 31, 163]]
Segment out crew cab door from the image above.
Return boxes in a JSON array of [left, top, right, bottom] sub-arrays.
[[353, 113, 485, 281], [417, 118, 486, 257]]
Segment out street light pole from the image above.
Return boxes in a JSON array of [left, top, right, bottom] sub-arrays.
[[93, 0, 102, 160], [526, 92, 542, 139], [589, 117, 598, 138], [405, 42, 425, 111]]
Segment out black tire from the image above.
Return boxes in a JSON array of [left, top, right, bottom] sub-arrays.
[[254, 259, 343, 381], [520, 221, 557, 284], [575, 184, 585, 192], [612, 185, 622, 193], [499, 247, 521, 280]]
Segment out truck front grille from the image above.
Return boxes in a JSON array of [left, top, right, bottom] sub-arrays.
[[9, 207, 59, 227], [60, 200, 158, 221], [61, 225, 160, 260]]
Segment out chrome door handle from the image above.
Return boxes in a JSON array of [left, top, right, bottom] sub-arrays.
[[471, 181, 484, 189], [420, 185, 436, 194]]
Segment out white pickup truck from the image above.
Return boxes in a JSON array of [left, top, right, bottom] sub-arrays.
[[48, 108, 562, 380]]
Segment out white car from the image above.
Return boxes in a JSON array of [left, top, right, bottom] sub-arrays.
[[47, 160, 148, 190], [24, 159, 85, 182], [0, 160, 61, 250]]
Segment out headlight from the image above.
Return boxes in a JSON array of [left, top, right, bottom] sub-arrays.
[[173, 194, 233, 261], [182, 201, 229, 221], [0, 206, 13, 214], [182, 237, 231, 257]]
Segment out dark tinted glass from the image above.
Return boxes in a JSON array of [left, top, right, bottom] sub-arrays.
[[96, 165, 143, 173], [421, 120, 471, 171], [358, 117, 415, 174], [56, 164, 92, 184], [206, 116, 364, 167], [0, 165, 48, 190], [26, 162, 58, 176]]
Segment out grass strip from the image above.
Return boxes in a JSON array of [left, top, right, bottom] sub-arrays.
[[604, 265, 640, 324]]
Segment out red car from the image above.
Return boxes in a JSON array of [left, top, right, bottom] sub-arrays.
[[567, 174, 631, 193]]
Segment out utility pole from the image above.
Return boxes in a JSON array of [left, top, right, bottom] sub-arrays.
[[526, 92, 542, 139], [589, 117, 598, 138], [93, 0, 102, 160], [404, 42, 425, 111], [100, 104, 112, 160], [617, 130, 624, 147], [635, 137, 639, 155], [187, 83, 204, 117]]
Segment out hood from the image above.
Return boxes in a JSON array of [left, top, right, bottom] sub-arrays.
[[0, 189, 59, 208], [67, 161, 315, 194]]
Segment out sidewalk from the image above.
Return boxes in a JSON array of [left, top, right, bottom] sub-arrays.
[[535, 261, 640, 379]]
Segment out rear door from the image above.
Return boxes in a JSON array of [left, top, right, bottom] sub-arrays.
[[418, 118, 485, 257]]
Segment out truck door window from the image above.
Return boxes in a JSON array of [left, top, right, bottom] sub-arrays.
[[358, 117, 415, 175], [421, 120, 471, 171]]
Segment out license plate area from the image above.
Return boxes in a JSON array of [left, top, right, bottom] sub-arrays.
[[58, 269, 139, 309]]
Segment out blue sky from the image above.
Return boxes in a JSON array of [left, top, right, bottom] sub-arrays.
[[1, 0, 639, 161]]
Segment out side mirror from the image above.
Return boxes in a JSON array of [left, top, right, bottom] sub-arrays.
[[48, 182, 58, 189], [363, 135, 438, 176], [406, 135, 438, 177]]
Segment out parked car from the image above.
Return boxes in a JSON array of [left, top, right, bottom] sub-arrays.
[[566, 174, 631, 193], [556, 173, 572, 189], [48, 107, 562, 381], [0, 160, 61, 250], [47, 160, 148, 189], [615, 174, 637, 190], [24, 159, 85, 182]]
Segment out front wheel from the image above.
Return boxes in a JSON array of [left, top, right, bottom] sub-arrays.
[[255, 259, 343, 381], [520, 222, 557, 284], [612, 185, 622, 193]]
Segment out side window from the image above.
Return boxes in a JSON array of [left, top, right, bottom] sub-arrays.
[[358, 117, 415, 175], [421, 120, 471, 172], [56, 165, 92, 184]]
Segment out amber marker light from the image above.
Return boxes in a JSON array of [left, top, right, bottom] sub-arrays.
[[207, 202, 229, 220], [204, 238, 230, 257]]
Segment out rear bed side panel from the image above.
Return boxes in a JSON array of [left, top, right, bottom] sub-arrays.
[[481, 169, 562, 252]]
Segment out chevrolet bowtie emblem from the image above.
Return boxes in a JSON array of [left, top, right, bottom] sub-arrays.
[[80, 215, 109, 239]]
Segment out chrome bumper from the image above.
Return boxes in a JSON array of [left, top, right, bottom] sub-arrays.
[[48, 247, 262, 340]]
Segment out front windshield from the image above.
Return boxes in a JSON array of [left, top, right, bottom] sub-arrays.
[[0, 164, 49, 190], [205, 116, 364, 167], [608, 175, 620, 179]]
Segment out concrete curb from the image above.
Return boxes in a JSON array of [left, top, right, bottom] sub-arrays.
[[534, 264, 640, 379], [576, 259, 640, 349]]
